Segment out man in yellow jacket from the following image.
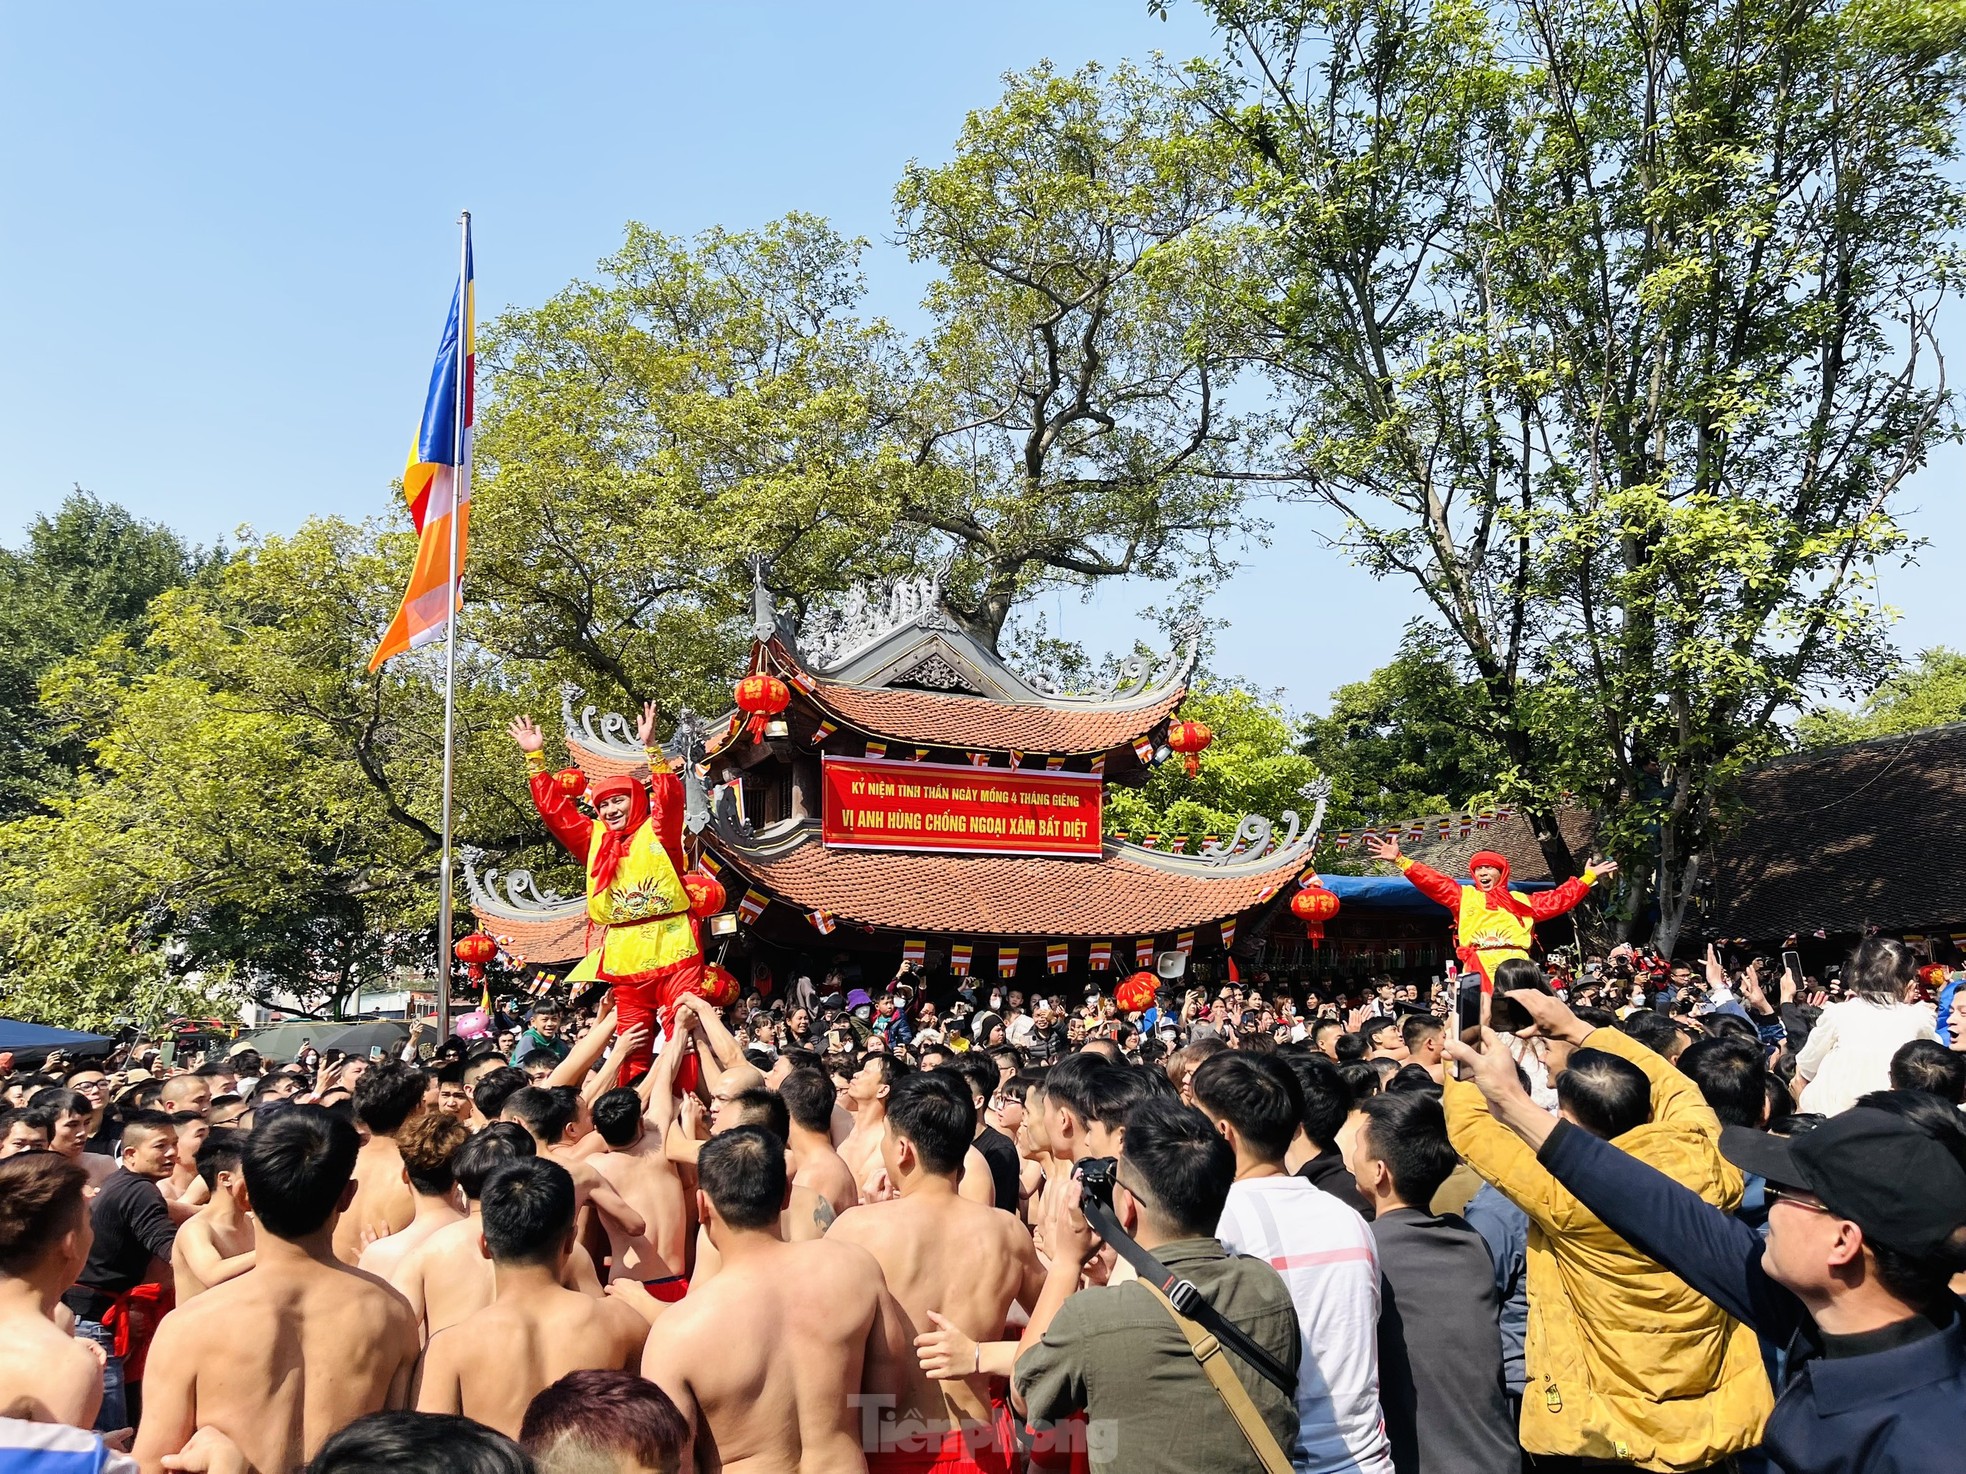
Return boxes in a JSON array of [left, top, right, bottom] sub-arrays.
[[1443, 985, 1772, 1470]]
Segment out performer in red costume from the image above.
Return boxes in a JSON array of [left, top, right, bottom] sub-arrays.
[[1363, 834, 1617, 993], [509, 702, 705, 1087]]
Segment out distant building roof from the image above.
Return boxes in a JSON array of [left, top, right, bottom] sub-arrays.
[[1710, 723, 1966, 939], [1392, 807, 1599, 883]]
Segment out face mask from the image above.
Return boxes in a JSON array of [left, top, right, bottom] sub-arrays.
[[853, 1006, 872, 1021]]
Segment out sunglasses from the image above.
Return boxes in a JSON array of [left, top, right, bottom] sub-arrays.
[[1765, 1185, 1833, 1216]]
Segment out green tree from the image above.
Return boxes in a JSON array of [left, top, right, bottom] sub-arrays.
[[1187, 0, 1964, 951], [1798, 647, 1966, 745], [896, 61, 1262, 649], [0, 490, 210, 816]]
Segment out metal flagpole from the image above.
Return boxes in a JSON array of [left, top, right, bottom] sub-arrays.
[[435, 210, 471, 1043]]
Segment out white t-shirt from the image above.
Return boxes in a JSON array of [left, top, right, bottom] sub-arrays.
[[1215, 1175, 1394, 1474]]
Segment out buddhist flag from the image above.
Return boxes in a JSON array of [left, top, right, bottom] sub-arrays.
[[1090, 754, 1106, 776], [1170, 833, 1188, 853], [902, 938, 926, 969], [699, 852, 722, 876], [1136, 938, 1155, 970], [1046, 942, 1071, 974], [807, 909, 836, 935], [865, 741, 887, 760], [1220, 917, 1237, 951], [1176, 929, 1195, 956], [1045, 755, 1066, 771], [1132, 738, 1154, 765], [811, 721, 837, 746], [786, 669, 817, 694], [737, 889, 768, 925], [913, 747, 930, 762], [969, 752, 990, 766], [1088, 940, 1112, 972], [371, 221, 475, 668], [950, 943, 973, 976]]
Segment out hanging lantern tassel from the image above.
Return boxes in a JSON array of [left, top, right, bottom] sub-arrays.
[[733, 674, 791, 742], [1166, 719, 1213, 778], [1290, 883, 1342, 943]]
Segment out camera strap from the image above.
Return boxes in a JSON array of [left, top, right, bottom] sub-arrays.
[[1079, 1197, 1299, 1396]]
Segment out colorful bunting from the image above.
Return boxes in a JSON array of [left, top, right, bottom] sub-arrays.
[[736, 888, 768, 925], [1132, 737, 1154, 765], [902, 937, 926, 969], [1220, 917, 1237, 951], [810, 720, 837, 746], [1088, 940, 1112, 972], [807, 909, 836, 935], [1046, 942, 1071, 974], [1176, 929, 1195, 956], [864, 740, 887, 759]]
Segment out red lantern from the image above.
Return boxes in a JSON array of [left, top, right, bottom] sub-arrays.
[[682, 872, 726, 919], [453, 931, 498, 982], [1115, 971, 1159, 1013], [1291, 883, 1341, 942], [701, 963, 740, 1009], [1917, 962, 1951, 990], [553, 767, 588, 798], [1166, 719, 1213, 778], [734, 674, 791, 741]]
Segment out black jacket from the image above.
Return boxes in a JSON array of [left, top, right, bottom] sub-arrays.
[[1296, 1150, 1374, 1221], [1539, 1119, 1966, 1473]]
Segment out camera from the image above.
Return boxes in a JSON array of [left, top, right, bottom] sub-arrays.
[[1075, 1156, 1119, 1214]]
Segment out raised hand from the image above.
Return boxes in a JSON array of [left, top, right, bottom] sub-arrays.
[[1502, 988, 1591, 1045], [508, 715, 545, 753], [635, 700, 660, 749], [1589, 856, 1620, 879], [916, 1310, 980, 1380], [1363, 833, 1402, 864]]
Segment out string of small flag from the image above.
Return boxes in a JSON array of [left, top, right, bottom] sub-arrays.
[[1104, 807, 1519, 854]]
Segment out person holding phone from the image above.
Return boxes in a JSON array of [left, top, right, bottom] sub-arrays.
[[1363, 835, 1616, 996]]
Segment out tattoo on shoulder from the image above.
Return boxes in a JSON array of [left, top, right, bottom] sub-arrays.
[[813, 1197, 837, 1232]]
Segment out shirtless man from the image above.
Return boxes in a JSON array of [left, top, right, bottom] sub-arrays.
[[780, 1067, 858, 1241], [0, 1153, 102, 1428], [393, 1122, 604, 1338], [134, 1106, 420, 1474], [171, 1129, 255, 1300], [356, 1113, 468, 1285], [838, 1054, 909, 1203], [331, 1059, 427, 1264], [502, 1085, 647, 1242], [828, 1072, 1044, 1472], [642, 1126, 893, 1473], [588, 1026, 689, 1291], [414, 1158, 649, 1436]]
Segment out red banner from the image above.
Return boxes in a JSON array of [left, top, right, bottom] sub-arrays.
[[821, 755, 1102, 858]]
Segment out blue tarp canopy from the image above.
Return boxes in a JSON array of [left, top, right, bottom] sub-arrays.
[[1320, 873, 1552, 915], [0, 1018, 113, 1051]]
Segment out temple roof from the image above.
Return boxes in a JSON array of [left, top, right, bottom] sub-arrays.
[[793, 672, 1188, 756]]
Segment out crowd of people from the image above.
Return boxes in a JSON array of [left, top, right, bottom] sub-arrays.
[[3, 930, 1965, 1474]]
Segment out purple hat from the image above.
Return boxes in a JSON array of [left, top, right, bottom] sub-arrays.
[[846, 988, 873, 1009]]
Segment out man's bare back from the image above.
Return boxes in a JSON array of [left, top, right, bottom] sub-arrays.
[[395, 1214, 602, 1338], [644, 1236, 890, 1474], [170, 1203, 256, 1300], [357, 1197, 462, 1286], [590, 1141, 688, 1278], [134, 1246, 418, 1474], [0, 1297, 101, 1427], [333, 1136, 413, 1264], [828, 1190, 1042, 1439], [786, 1141, 859, 1241], [414, 1277, 647, 1437]]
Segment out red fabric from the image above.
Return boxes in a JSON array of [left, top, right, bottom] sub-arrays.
[[1528, 873, 1595, 923], [1023, 1409, 1090, 1474], [866, 1420, 1014, 1474], [606, 951, 707, 1089], [528, 767, 691, 883], [642, 1275, 689, 1304], [102, 1280, 173, 1380], [586, 775, 651, 890]]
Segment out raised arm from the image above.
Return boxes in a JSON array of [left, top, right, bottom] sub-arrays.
[[511, 715, 593, 857], [1528, 859, 1613, 922], [637, 1022, 688, 1138], [1366, 834, 1466, 914], [675, 994, 745, 1074], [547, 1007, 621, 1089]]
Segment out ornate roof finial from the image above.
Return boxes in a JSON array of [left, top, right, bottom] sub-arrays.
[[748, 554, 777, 644]]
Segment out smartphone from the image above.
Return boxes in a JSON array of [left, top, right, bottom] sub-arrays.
[[1781, 950, 1803, 982], [1456, 986, 1483, 1035], [1489, 970, 1556, 1034], [368, 1045, 385, 1061], [158, 1041, 177, 1069]]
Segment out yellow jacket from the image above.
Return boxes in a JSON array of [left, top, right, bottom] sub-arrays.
[[1444, 1027, 1773, 1470]]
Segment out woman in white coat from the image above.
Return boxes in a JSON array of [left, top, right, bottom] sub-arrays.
[[1794, 937, 1936, 1116]]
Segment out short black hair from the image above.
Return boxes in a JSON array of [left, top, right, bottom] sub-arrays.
[[1041, 1052, 1112, 1129], [697, 1126, 785, 1230], [942, 1052, 999, 1108], [1333, 1032, 1368, 1063], [1556, 1048, 1651, 1139], [1190, 1053, 1301, 1164], [886, 1072, 974, 1175], [1337, 1060, 1382, 1104], [590, 1088, 645, 1148], [1359, 1091, 1457, 1205], [1085, 1065, 1161, 1133], [1890, 1039, 1966, 1105], [243, 1105, 359, 1241], [472, 1067, 533, 1122], [305, 1410, 533, 1474], [1274, 1050, 1349, 1151], [1386, 1064, 1442, 1096], [1117, 1099, 1235, 1239], [503, 1086, 576, 1143], [726, 1088, 789, 1141], [1678, 1037, 1769, 1127], [354, 1060, 427, 1136], [195, 1127, 246, 1190], [1618, 1010, 1686, 1059], [118, 1107, 179, 1148], [1359, 1018, 1396, 1049], [777, 1068, 837, 1134], [454, 1121, 536, 1201], [1399, 1015, 1443, 1052], [28, 1087, 90, 1117], [481, 1158, 577, 1265]]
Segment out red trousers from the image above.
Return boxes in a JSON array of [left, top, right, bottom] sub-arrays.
[[607, 950, 705, 1091]]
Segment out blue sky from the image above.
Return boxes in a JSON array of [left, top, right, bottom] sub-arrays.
[[2, 2, 1957, 713]]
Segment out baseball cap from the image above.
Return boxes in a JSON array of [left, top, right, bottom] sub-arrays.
[[1721, 1108, 1966, 1259]]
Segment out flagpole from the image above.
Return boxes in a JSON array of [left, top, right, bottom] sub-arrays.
[[435, 210, 470, 1044]]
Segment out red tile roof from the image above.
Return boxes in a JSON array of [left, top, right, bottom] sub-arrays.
[[806, 680, 1184, 756], [478, 912, 599, 969], [712, 832, 1303, 937]]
